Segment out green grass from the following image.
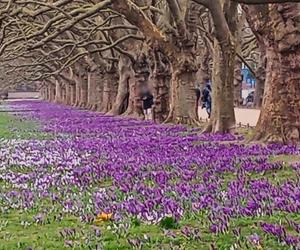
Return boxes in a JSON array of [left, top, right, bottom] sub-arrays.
[[0, 208, 297, 250], [236, 127, 255, 141], [0, 111, 50, 140]]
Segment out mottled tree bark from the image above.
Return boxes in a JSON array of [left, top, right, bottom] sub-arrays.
[[87, 71, 99, 110], [255, 46, 300, 143], [150, 50, 171, 123], [95, 76, 104, 111], [244, 3, 300, 143], [122, 53, 149, 119], [55, 80, 62, 103], [73, 69, 87, 108], [165, 2, 201, 125], [197, 47, 211, 87], [205, 38, 236, 132], [254, 43, 266, 108], [200, 1, 237, 133], [165, 51, 199, 125], [64, 83, 71, 105], [108, 56, 131, 116], [48, 83, 56, 102], [234, 58, 243, 107], [100, 71, 118, 113], [122, 76, 144, 118], [44, 87, 48, 100], [61, 83, 67, 104], [83, 55, 106, 110], [45, 86, 49, 101], [70, 83, 76, 105], [74, 77, 81, 107], [41, 85, 48, 100], [40, 87, 45, 100], [79, 74, 88, 108]]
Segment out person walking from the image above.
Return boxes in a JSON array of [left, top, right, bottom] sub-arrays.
[[195, 84, 201, 119], [195, 84, 201, 106], [245, 91, 254, 107], [142, 90, 154, 120], [201, 83, 212, 118]]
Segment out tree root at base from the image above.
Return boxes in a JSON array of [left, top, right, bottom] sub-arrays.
[[121, 111, 144, 120], [250, 131, 298, 144], [164, 115, 201, 126], [202, 121, 236, 134]]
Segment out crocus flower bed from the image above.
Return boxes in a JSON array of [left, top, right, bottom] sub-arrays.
[[0, 101, 300, 249]]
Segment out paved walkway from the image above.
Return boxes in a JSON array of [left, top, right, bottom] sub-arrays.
[[4, 98, 40, 102], [198, 107, 260, 127]]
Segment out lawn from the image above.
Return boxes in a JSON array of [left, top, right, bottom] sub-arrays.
[[0, 101, 300, 250], [0, 108, 50, 140]]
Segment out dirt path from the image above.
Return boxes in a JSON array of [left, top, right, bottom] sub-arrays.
[[198, 107, 260, 127]]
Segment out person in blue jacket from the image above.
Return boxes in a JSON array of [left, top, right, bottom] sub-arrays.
[[201, 83, 212, 118]]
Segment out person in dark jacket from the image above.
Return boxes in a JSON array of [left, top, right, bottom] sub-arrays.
[[201, 84, 212, 118], [195, 84, 201, 119], [142, 90, 154, 120], [195, 85, 201, 106], [245, 91, 254, 107]]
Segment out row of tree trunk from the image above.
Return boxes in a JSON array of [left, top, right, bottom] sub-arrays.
[[40, 2, 300, 144], [40, 52, 173, 122]]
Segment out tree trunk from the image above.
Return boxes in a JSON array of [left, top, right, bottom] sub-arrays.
[[61, 85, 66, 104], [40, 87, 46, 100], [95, 76, 104, 111], [164, 1, 202, 126], [79, 75, 88, 108], [152, 74, 171, 123], [254, 46, 300, 143], [205, 38, 236, 133], [70, 83, 76, 105], [165, 52, 199, 125], [107, 56, 131, 116], [74, 77, 81, 107], [64, 83, 71, 105], [234, 58, 242, 107], [55, 80, 62, 103], [87, 71, 99, 110], [64, 83, 69, 105], [42, 87, 46, 100], [48, 84, 56, 102], [254, 71, 265, 109], [100, 72, 118, 113], [45, 86, 49, 100], [122, 53, 151, 119], [244, 3, 300, 143], [122, 75, 144, 119], [44, 87, 48, 100], [197, 47, 211, 87], [254, 43, 266, 108], [150, 50, 171, 123]]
